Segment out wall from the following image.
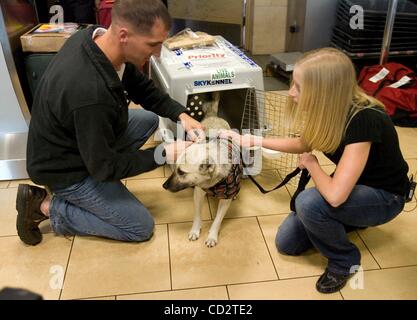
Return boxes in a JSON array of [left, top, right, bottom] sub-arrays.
[[248, 0, 288, 55], [286, 0, 338, 52], [168, 0, 243, 24]]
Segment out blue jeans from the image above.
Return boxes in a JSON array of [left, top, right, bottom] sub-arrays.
[[276, 185, 404, 275], [48, 109, 160, 242]]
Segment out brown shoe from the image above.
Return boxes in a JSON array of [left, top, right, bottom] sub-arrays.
[[16, 184, 49, 245]]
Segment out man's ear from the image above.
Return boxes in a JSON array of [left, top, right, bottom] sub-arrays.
[[119, 27, 128, 44]]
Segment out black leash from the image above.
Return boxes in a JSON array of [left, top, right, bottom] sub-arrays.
[[246, 167, 311, 211]]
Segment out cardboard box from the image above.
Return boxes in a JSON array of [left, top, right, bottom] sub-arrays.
[[20, 23, 87, 53]]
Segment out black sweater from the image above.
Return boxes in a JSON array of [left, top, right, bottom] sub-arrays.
[[27, 26, 186, 189]]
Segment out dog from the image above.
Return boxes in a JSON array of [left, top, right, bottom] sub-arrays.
[[163, 92, 243, 247]]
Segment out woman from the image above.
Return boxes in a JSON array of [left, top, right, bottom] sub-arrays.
[[222, 48, 409, 293]]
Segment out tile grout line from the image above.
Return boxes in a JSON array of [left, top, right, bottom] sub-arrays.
[[255, 216, 280, 281], [58, 236, 76, 300], [225, 286, 231, 300], [113, 284, 228, 300], [166, 224, 173, 291], [355, 230, 382, 270]]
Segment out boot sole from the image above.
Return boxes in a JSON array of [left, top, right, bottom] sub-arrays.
[[16, 184, 42, 245]]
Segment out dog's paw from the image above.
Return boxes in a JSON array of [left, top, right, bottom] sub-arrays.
[[205, 237, 218, 248], [188, 229, 200, 241]]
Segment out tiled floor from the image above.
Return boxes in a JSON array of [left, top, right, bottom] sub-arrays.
[[1, 123, 417, 300]]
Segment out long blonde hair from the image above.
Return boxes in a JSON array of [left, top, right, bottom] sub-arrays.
[[287, 48, 384, 154]]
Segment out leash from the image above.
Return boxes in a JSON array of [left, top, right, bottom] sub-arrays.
[[201, 135, 312, 211], [246, 167, 311, 211]]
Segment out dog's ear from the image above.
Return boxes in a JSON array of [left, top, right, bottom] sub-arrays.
[[199, 158, 215, 174], [199, 163, 215, 174]]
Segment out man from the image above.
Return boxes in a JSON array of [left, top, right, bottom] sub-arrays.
[[16, 0, 202, 245]]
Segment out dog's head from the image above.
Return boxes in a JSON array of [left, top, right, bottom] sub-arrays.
[[163, 141, 226, 192]]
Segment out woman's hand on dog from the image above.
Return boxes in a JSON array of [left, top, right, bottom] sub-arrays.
[[219, 130, 262, 148]]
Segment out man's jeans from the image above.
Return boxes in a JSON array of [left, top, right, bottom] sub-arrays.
[[276, 185, 405, 275], [48, 109, 160, 242]]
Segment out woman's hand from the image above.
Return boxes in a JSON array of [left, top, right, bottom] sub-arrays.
[[219, 130, 262, 148], [178, 113, 205, 142], [298, 152, 319, 170]]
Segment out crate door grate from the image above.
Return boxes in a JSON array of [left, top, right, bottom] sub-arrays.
[[241, 89, 300, 187]]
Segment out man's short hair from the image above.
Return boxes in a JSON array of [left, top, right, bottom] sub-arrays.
[[112, 0, 172, 35]]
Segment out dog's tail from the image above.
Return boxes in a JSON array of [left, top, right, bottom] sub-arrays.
[[203, 91, 220, 117]]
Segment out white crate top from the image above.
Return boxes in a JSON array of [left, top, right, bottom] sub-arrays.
[[154, 36, 262, 80]]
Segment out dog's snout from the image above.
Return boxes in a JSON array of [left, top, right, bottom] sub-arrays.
[[162, 178, 170, 190]]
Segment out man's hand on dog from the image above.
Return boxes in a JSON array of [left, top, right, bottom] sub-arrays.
[[164, 140, 193, 163], [178, 113, 206, 142]]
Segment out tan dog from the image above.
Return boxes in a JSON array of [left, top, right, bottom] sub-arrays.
[[163, 93, 243, 247]]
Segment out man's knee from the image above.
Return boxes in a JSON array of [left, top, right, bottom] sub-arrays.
[[125, 211, 155, 242]]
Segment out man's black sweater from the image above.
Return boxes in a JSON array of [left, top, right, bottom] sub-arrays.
[[27, 26, 186, 190]]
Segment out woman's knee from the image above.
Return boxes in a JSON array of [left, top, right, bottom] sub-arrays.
[[295, 188, 325, 220], [275, 213, 306, 256], [275, 230, 300, 256]]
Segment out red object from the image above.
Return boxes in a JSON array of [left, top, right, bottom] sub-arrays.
[[97, 0, 114, 28], [358, 63, 417, 118]]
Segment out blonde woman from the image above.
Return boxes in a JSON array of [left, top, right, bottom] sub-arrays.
[[221, 48, 409, 293]]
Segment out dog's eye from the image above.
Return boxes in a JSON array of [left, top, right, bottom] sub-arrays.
[[177, 169, 186, 176]]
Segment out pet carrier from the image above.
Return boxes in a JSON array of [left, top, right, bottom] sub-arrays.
[[151, 35, 300, 185]]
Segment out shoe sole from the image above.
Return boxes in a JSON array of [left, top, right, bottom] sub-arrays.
[[16, 184, 42, 245]]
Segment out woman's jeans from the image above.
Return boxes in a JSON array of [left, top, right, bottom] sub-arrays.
[[276, 186, 405, 275], [48, 109, 160, 242]]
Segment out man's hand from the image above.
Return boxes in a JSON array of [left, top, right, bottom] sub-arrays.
[[298, 152, 319, 170], [178, 113, 205, 142], [164, 140, 193, 164]]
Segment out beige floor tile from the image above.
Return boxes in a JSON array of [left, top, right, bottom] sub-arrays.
[[0, 181, 9, 188], [0, 188, 19, 236], [125, 167, 165, 180], [164, 164, 174, 177], [60, 225, 170, 300], [396, 126, 417, 159], [358, 208, 417, 268], [0, 188, 52, 237], [208, 171, 292, 219], [228, 278, 343, 300], [0, 234, 73, 300], [341, 266, 417, 300], [258, 214, 380, 279], [117, 286, 228, 300], [169, 217, 277, 289], [406, 158, 417, 177], [126, 178, 211, 224]]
